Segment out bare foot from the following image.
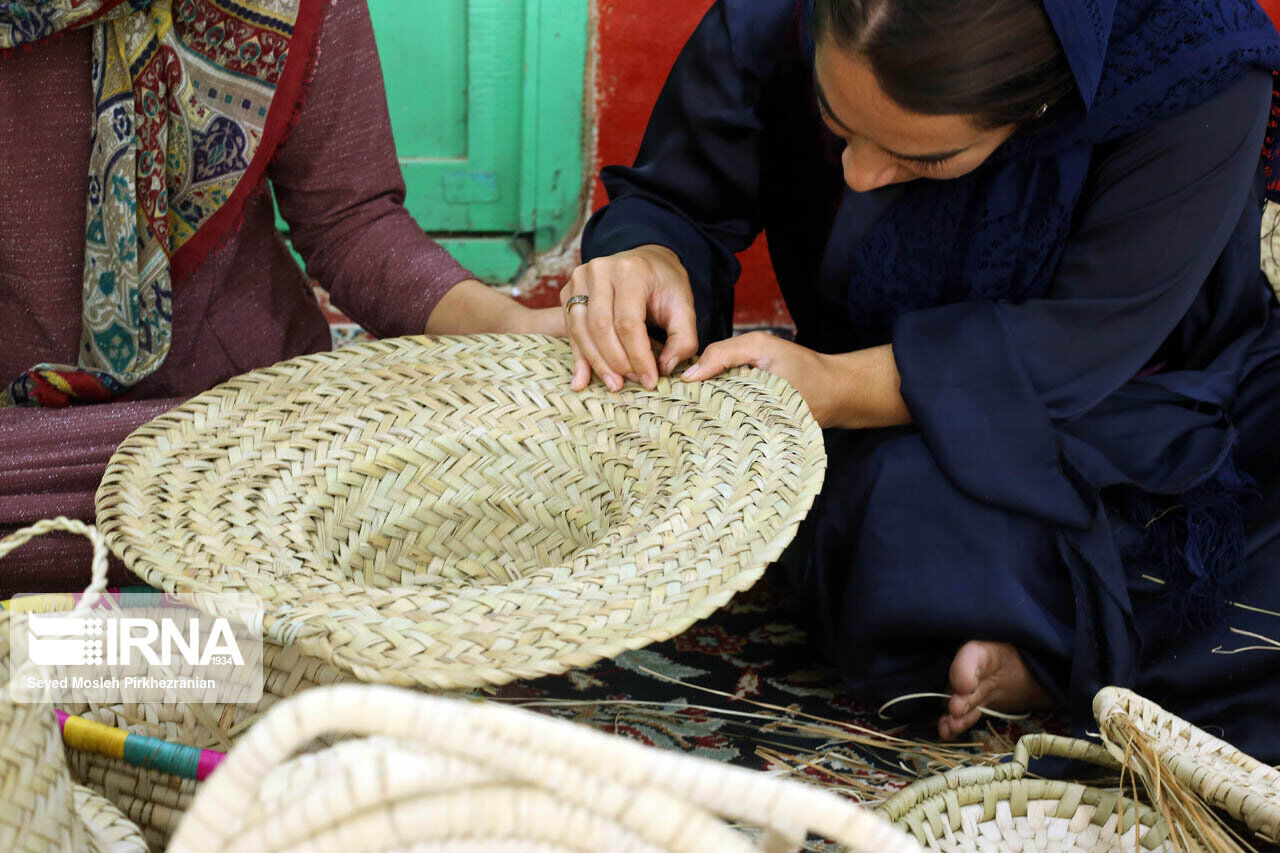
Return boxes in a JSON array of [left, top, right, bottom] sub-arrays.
[[937, 641, 1052, 740]]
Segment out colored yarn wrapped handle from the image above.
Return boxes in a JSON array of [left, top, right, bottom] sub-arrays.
[[3, 575, 226, 783], [56, 709, 225, 782]]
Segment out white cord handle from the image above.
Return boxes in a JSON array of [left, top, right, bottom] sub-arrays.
[[0, 517, 110, 613], [171, 685, 923, 853]]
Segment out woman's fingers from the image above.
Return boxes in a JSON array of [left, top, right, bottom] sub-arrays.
[[656, 296, 700, 375], [681, 336, 754, 382], [564, 334, 593, 391], [562, 245, 698, 391], [562, 271, 621, 391], [676, 332, 845, 429], [580, 273, 638, 381], [613, 279, 660, 387], [635, 245, 698, 376], [567, 308, 623, 392], [590, 254, 664, 385], [560, 276, 588, 388], [681, 332, 786, 382]]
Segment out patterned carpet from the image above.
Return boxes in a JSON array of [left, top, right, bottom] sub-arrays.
[[484, 569, 1068, 807]]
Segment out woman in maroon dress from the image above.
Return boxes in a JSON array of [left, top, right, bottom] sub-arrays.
[[0, 0, 562, 593]]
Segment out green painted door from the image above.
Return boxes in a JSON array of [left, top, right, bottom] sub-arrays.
[[368, 0, 587, 281], [276, 2, 586, 283]]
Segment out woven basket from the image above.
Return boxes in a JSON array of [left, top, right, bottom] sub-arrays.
[[168, 683, 921, 853], [95, 333, 826, 690], [82, 333, 823, 846], [2, 525, 346, 849], [61, 641, 347, 850], [1095, 686, 1280, 846], [0, 520, 148, 853], [878, 733, 1176, 852]]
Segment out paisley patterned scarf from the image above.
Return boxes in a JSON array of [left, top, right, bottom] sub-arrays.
[[0, 0, 324, 406]]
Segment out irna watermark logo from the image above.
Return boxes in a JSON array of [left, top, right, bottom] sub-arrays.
[[8, 591, 263, 704], [26, 613, 245, 668]]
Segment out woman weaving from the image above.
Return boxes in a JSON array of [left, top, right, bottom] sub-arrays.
[[565, 0, 1280, 757], [0, 0, 561, 592]]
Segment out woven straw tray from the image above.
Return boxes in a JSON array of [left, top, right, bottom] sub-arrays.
[[95, 334, 826, 690]]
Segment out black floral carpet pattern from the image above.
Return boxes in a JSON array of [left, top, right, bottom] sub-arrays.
[[487, 569, 1066, 804]]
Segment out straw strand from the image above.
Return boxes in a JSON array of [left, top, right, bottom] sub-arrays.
[[876, 691, 1033, 722]]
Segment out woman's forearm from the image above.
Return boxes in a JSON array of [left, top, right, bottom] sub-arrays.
[[424, 280, 564, 336]]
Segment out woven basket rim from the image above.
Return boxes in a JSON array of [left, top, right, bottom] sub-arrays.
[[1095, 686, 1280, 843], [886, 778, 1170, 852], [95, 334, 827, 690], [73, 784, 150, 853], [879, 734, 1173, 851]]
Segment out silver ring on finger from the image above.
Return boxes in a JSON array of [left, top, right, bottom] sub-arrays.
[[565, 294, 590, 311]]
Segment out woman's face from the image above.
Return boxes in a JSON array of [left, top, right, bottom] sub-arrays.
[[814, 41, 1017, 192]]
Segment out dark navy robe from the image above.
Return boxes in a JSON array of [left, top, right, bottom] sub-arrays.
[[583, 0, 1280, 760]]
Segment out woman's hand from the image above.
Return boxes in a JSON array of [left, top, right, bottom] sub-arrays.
[[682, 335, 912, 430], [681, 332, 846, 427], [561, 245, 699, 392]]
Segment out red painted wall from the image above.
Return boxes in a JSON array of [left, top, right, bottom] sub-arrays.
[[1262, 0, 1280, 30], [587, 0, 791, 328]]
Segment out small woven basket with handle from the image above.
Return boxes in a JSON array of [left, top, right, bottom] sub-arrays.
[[0, 519, 148, 853], [878, 733, 1175, 852]]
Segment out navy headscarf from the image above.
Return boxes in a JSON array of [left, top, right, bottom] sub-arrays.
[[804, 0, 1280, 719], [804, 0, 1280, 347]]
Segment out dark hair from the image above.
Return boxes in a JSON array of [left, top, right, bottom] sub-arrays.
[[811, 0, 1077, 129]]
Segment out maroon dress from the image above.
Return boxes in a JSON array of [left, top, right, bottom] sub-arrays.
[[0, 0, 472, 593]]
